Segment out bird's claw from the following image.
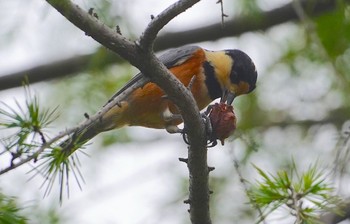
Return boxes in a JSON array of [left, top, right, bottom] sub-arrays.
[[164, 104, 218, 147], [201, 112, 218, 147], [180, 111, 218, 147]]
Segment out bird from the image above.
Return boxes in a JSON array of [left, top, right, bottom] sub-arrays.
[[61, 45, 257, 153]]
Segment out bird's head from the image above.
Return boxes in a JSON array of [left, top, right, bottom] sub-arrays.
[[220, 49, 257, 104]]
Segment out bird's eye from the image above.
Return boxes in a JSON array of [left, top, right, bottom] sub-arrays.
[[229, 70, 239, 84]]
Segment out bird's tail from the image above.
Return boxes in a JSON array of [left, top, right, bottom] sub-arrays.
[[59, 104, 127, 155], [59, 75, 148, 155]]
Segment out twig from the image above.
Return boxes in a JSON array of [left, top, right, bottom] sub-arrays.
[[139, 0, 200, 50], [230, 149, 267, 224], [0, 76, 149, 175], [289, 186, 302, 224], [216, 0, 228, 27]]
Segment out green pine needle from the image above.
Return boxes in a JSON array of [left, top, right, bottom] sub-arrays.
[[0, 84, 87, 202], [28, 145, 88, 203], [0, 87, 59, 158], [249, 162, 341, 223], [0, 192, 27, 224]]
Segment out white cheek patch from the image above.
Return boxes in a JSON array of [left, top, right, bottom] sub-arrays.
[[204, 51, 233, 90]]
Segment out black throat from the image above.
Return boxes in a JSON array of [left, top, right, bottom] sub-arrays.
[[203, 61, 222, 100]]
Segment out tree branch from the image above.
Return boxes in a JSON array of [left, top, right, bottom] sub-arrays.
[[45, 0, 137, 63], [139, 0, 200, 50], [133, 1, 211, 221], [155, 0, 338, 50], [0, 0, 340, 91], [18, 0, 210, 223], [0, 75, 150, 175], [0, 52, 122, 90]]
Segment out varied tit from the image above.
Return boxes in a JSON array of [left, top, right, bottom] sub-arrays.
[[61, 45, 257, 152]]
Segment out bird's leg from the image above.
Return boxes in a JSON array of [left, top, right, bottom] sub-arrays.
[[180, 112, 217, 147], [162, 107, 182, 122], [201, 105, 218, 147], [163, 104, 218, 147], [163, 103, 218, 147], [162, 107, 184, 134], [164, 75, 213, 145], [165, 125, 182, 134], [162, 107, 191, 145]]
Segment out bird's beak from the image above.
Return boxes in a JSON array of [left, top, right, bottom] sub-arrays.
[[220, 90, 236, 105]]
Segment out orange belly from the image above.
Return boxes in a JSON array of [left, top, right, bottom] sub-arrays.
[[120, 49, 212, 129]]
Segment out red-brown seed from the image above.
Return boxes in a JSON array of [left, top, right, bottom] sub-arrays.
[[208, 103, 237, 145]]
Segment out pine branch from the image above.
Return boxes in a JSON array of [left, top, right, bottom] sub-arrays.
[[249, 163, 343, 223], [0, 76, 148, 175]]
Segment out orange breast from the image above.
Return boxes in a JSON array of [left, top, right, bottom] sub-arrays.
[[120, 48, 212, 129]]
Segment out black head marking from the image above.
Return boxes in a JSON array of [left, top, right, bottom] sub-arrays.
[[203, 61, 222, 100], [226, 50, 257, 93]]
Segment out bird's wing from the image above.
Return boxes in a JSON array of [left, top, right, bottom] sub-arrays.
[[159, 45, 201, 68], [105, 45, 201, 105]]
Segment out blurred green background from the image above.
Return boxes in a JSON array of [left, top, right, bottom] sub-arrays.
[[0, 0, 350, 223]]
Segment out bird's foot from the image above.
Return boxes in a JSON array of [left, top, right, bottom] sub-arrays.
[[179, 111, 218, 147]]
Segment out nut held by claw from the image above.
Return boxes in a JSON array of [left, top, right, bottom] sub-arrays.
[[208, 103, 236, 145]]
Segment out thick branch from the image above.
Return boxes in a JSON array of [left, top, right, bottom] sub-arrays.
[[138, 52, 210, 224], [0, 0, 340, 91], [45, 0, 137, 64], [155, 0, 338, 50], [0, 52, 122, 90], [44, 0, 210, 223], [135, 0, 211, 221], [43, 0, 201, 117]]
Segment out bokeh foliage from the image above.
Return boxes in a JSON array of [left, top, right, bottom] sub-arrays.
[[29, 0, 350, 223], [1, 0, 350, 223]]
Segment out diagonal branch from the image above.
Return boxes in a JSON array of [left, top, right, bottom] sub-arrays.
[[0, 75, 150, 175], [27, 0, 210, 223], [0, 0, 340, 91], [45, 0, 137, 64]]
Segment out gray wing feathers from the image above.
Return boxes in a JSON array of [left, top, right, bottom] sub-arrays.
[[62, 46, 201, 151], [105, 73, 148, 106], [106, 45, 200, 104], [159, 45, 200, 68]]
